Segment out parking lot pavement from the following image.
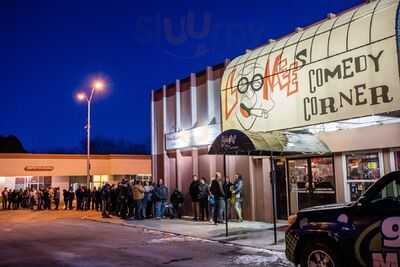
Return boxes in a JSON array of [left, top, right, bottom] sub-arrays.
[[85, 216, 287, 251], [0, 210, 293, 267]]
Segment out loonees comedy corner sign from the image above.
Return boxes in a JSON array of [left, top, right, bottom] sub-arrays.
[[221, 0, 400, 133]]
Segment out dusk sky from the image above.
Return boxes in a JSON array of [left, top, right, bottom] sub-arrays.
[[1, 0, 362, 153]]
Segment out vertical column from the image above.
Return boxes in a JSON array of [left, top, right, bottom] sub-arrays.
[[192, 148, 199, 176], [334, 153, 345, 204], [190, 73, 197, 128], [206, 66, 215, 124], [162, 86, 168, 183], [176, 150, 182, 190], [162, 85, 167, 134], [248, 157, 256, 221], [175, 79, 181, 131], [262, 157, 273, 222], [151, 91, 156, 177]]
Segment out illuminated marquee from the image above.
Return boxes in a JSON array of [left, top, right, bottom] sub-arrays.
[[221, 0, 400, 132]]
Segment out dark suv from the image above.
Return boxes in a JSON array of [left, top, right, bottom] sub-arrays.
[[285, 171, 400, 267]]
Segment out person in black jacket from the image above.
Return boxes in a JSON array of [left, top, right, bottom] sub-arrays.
[[210, 172, 225, 224], [101, 183, 111, 218], [189, 175, 200, 221], [63, 189, 69, 210], [75, 186, 82, 210], [170, 188, 184, 219], [198, 178, 209, 221], [153, 179, 168, 219]]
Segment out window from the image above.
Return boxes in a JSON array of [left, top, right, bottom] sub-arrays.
[[395, 151, 400, 171], [288, 159, 308, 191], [288, 157, 336, 211], [370, 177, 400, 206], [346, 152, 381, 201], [311, 157, 335, 191]]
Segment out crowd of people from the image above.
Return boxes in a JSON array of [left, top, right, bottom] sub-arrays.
[[0, 172, 244, 224]]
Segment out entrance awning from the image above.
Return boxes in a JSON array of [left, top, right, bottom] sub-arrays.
[[208, 129, 330, 156]]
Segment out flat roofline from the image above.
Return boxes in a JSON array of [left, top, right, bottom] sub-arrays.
[[0, 153, 151, 160]]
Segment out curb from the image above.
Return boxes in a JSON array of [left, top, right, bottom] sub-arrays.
[[82, 217, 286, 253]]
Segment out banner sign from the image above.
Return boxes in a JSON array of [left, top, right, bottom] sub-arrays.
[[165, 124, 220, 150], [221, 0, 400, 132]]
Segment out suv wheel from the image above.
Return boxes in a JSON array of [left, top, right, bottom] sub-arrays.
[[300, 242, 341, 267]]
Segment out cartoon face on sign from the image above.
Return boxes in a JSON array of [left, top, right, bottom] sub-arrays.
[[224, 64, 275, 131]]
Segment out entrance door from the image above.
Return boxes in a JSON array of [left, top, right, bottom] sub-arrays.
[[288, 157, 336, 213], [274, 159, 288, 219]]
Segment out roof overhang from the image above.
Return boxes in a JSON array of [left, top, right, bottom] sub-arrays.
[[208, 129, 330, 156]]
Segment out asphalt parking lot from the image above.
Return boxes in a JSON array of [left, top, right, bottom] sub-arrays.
[[0, 210, 292, 267]]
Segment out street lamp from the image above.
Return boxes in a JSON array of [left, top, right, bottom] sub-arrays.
[[76, 79, 105, 187]]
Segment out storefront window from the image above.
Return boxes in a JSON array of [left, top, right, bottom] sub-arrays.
[[288, 157, 336, 211], [311, 157, 335, 191], [395, 151, 400, 171], [288, 159, 308, 190], [25, 176, 52, 190], [346, 152, 381, 201]]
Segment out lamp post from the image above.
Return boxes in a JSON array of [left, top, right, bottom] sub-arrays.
[[77, 80, 104, 187]]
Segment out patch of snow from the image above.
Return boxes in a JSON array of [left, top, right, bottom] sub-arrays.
[[233, 255, 279, 265], [147, 236, 189, 244]]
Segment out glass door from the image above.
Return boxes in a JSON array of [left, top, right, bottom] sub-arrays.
[[288, 157, 335, 213], [274, 159, 288, 219]]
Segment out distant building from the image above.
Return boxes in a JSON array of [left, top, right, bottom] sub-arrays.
[[0, 154, 151, 191]]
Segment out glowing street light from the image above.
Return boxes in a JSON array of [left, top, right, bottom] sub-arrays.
[[76, 79, 106, 187]]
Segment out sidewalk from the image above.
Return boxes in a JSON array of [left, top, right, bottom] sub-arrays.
[[84, 215, 288, 251]]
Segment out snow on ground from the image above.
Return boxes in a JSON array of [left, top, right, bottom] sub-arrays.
[[233, 255, 279, 265]]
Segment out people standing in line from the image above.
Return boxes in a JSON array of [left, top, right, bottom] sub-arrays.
[[68, 187, 74, 210], [198, 178, 209, 221], [153, 179, 168, 219], [233, 174, 243, 222], [170, 188, 184, 219], [90, 187, 97, 210], [101, 183, 111, 218], [95, 187, 102, 211], [132, 181, 145, 219], [118, 179, 130, 219], [63, 189, 69, 210], [210, 172, 225, 224], [142, 181, 153, 219], [75, 186, 82, 211], [224, 177, 234, 220], [54, 188, 60, 210], [110, 184, 118, 215], [189, 175, 200, 221], [82, 186, 90, 211], [45, 188, 51, 210], [1, 187, 8, 210]]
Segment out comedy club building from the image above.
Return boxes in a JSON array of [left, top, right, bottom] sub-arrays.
[[151, 0, 400, 222], [0, 154, 151, 192]]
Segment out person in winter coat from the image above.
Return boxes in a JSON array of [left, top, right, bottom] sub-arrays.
[[75, 186, 83, 210], [189, 175, 200, 221], [153, 179, 168, 219], [68, 187, 74, 210], [233, 174, 243, 222], [118, 179, 131, 219], [63, 189, 69, 210], [95, 187, 102, 211], [1, 188, 8, 210], [170, 188, 184, 219], [142, 181, 153, 218], [101, 183, 111, 218], [198, 178, 209, 221], [210, 172, 225, 224], [132, 181, 145, 219], [54, 188, 60, 210]]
